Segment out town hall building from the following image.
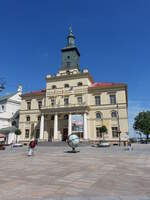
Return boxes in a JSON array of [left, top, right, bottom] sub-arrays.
[[19, 28, 129, 144]]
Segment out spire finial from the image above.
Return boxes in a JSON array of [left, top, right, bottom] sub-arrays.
[[69, 25, 73, 35]]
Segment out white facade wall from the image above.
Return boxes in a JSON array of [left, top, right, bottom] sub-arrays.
[[0, 89, 22, 144]]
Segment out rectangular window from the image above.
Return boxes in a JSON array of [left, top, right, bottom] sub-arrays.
[[112, 127, 119, 138], [0, 105, 5, 112], [27, 102, 31, 110], [77, 96, 82, 104], [51, 99, 55, 106], [95, 96, 101, 105], [96, 127, 103, 138], [26, 116, 30, 121], [25, 129, 30, 139], [64, 97, 69, 105], [110, 95, 116, 104], [38, 101, 42, 109]]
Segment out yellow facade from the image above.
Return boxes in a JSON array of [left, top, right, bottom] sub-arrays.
[[19, 29, 128, 145], [19, 70, 128, 144]]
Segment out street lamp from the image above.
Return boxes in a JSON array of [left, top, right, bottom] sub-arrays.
[[117, 127, 121, 146], [116, 104, 121, 146]]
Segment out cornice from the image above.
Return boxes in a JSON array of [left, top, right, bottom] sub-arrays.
[[46, 72, 94, 83]]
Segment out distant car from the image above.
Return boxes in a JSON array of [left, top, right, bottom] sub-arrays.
[[97, 141, 110, 147], [12, 143, 23, 147], [140, 140, 147, 144]]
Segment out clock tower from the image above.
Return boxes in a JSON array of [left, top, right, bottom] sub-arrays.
[[59, 27, 80, 72]]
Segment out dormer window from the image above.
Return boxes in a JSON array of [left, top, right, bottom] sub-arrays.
[[52, 85, 57, 89], [64, 84, 69, 88]]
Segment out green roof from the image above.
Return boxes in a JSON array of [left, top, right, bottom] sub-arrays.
[[0, 93, 15, 102], [0, 126, 17, 134]]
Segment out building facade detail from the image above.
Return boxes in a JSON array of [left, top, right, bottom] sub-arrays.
[[0, 85, 22, 144], [19, 29, 128, 144]]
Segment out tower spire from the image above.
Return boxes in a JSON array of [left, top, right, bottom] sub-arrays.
[[60, 27, 80, 72], [69, 25, 73, 35], [67, 26, 75, 46]]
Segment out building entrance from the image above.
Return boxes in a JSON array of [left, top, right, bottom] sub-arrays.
[[48, 128, 54, 141], [62, 128, 68, 141]]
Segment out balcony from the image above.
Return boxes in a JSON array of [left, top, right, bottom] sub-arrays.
[[46, 86, 88, 97], [41, 102, 89, 114]]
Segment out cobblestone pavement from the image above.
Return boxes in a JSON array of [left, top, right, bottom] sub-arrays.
[[0, 144, 150, 200]]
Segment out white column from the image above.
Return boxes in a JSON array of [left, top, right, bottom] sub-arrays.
[[68, 113, 72, 136], [40, 114, 44, 140], [54, 114, 58, 140], [84, 112, 88, 140]]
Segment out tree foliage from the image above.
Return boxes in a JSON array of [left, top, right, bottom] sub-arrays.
[[15, 129, 21, 143], [133, 111, 150, 142], [99, 125, 108, 140], [15, 129, 21, 136]]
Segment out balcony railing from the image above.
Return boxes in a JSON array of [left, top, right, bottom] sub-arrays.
[[46, 87, 88, 97]]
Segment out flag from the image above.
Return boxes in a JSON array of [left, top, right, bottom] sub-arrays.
[[69, 86, 73, 94], [69, 86, 73, 91]]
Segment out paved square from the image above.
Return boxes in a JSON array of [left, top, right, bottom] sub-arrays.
[[0, 144, 150, 200]]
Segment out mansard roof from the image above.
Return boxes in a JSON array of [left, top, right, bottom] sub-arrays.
[[22, 89, 46, 98], [88, 82, 127, 92], [90, 82, 127, 88]]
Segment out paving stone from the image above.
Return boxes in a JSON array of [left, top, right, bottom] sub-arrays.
[[0, 144, 150, 200]]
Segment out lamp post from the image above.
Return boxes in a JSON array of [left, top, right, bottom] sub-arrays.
[[117, 127, 121, 146], [117, 104, 121, 146]]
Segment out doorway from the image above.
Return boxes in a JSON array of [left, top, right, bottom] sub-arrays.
[[48, 128, 54, 142], [62, 128, 68, 141]]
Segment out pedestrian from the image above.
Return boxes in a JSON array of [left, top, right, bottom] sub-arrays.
[[28, 138, 36, 156], [11, 140, 14, 148], [128, 141, 133, 151]]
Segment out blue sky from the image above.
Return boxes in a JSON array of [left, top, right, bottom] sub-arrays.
[[0, 0, 150, 137]]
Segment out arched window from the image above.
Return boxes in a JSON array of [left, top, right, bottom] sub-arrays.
[[96, 112, 102, 120], [64, 83, 69, 88], [111, 111, 118, 118], [52, 85, 57, 89], [77, 82, 83, 86]]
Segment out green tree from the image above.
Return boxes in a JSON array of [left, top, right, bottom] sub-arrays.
[[133, 111, 150, 143], [100, 125, 108, 141], [15, 129, 21, 143]]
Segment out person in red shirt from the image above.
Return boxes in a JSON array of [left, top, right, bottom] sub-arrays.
[[28, 138, 36, 156]]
